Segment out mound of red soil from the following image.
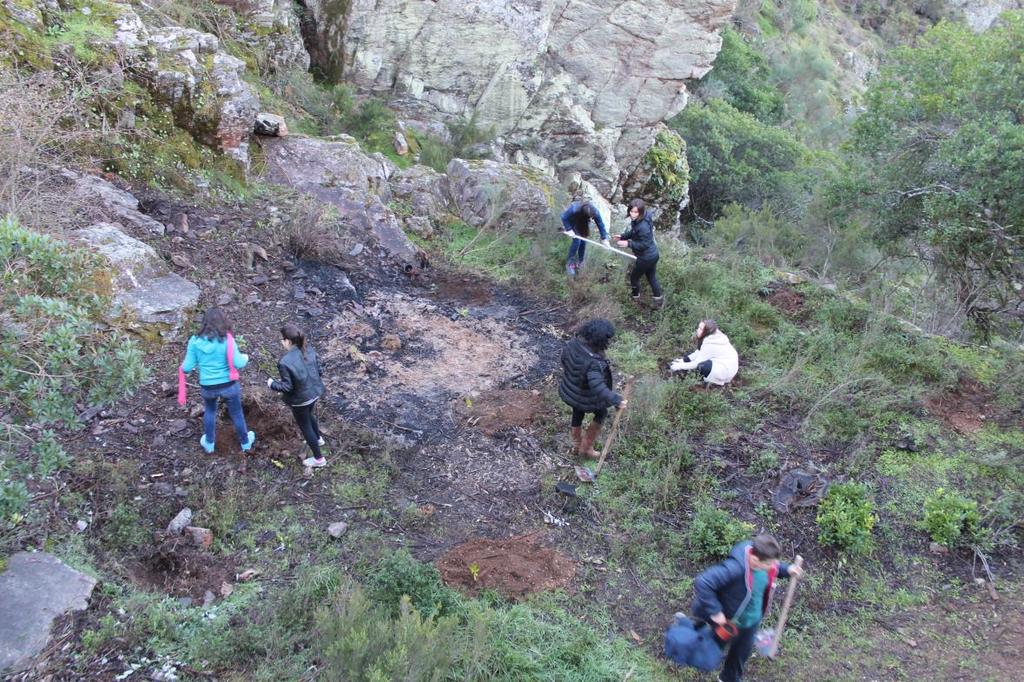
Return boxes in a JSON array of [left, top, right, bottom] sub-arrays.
[[924, 375, 995, 434], [436, 533, 576, 599], [210, 392, 298, 454], [764, 284, 805, 315], [454, 388, 544, 435]]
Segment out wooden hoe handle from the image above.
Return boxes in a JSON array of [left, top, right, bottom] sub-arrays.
[[593, 377, 635, 476], [768, 554, 803, 659]]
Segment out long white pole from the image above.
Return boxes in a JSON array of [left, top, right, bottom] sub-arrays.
[[560, 230, 637, 260]]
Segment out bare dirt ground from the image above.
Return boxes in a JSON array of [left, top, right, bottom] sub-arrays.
[[17, 182, 1022, 679]]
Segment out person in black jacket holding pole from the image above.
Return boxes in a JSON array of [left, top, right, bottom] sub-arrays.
[[267, 324, 327, 468], [616, 198, 664, 308], [558, 319, 627, 458]]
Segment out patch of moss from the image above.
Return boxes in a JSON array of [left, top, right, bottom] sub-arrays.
[[641, 129, 689, 203], [0, 7, 53, 69]]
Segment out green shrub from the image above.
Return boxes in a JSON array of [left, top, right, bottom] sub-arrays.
[[750, 450, 780, 476], [687, 505, 754, 561], [920, 488, 980, 548], [318, 589, 461, 682], [0, 476, 30, 522], [0, 218, 148, 427], [817, 482, 877, 555], [32, 430, 72, 477], [367, 550, 464, 619]]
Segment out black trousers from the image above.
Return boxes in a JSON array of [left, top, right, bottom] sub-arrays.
[[719, 625, 757, 682], [630, 256, 662, 297], [291, 402, 322, 458], [571, 407, 607, 427]]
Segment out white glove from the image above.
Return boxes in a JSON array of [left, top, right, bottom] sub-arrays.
[[266, 377, 274, 388], [669, 359, 687, 372]]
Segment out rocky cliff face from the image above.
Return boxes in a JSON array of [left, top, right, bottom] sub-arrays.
[[301, 0, 735, 198]]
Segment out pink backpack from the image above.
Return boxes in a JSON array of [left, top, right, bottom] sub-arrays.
[[177, 332, 240, 406]]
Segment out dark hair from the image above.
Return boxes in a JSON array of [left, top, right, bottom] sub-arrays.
[[695, 319, 718, 349], [281, 323, 307, 360], [751, 534, 781, 561], [577, 318, 615, 352], [198, 307, 231, 340], [627, 198, 646, 220], [575, 201, 595, 238], [581, 202, 596, 219]]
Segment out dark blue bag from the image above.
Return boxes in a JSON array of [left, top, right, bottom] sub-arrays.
[[663, 615, 724, 671]]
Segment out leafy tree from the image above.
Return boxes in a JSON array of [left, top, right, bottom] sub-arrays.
[[850, 14, 1024, 337], [701, 26, 784, 124], [670, 99, 814, 221]]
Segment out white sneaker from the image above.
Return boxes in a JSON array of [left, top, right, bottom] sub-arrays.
[[317, 437, 325, 446], [303, 456, 327, 468]]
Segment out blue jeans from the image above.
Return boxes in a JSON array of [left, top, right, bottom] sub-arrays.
[[200, 381, 249, 446], [567, 237, 586, 266]]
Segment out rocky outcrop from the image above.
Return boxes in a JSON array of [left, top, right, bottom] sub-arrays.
[[388, 165, 454, 238], [74, 223, 200, 340], [446, 158, 561, 233], [65, 170, 167, 235], [946, 0, 1022, 31], [259, 135, 419, 262], [106, 3, 260, 164], [303, 0, 735, 196], [248, 0, 310, 73]]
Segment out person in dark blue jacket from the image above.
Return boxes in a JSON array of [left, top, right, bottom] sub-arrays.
[[560, 200, 608, 275], [691, 535, 804, 682], [616, 198, 664, 307]]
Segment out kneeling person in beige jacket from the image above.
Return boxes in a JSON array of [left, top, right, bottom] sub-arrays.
[[670, 319, 738, 386]]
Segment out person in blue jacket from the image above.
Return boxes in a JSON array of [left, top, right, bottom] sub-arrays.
[[560, 200, 608, 275], [691, 535, 804, 682], [180, 307, 255, 454], [616, 198, 664, 307]]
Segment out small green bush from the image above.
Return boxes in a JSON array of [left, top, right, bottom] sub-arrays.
[[0, 476, 30, 522], [319, 589, 461, 682], [817, 482, 877, 555], [687, 505, 754, 561], [32, 430, 72, 477], [0, 218, 148, 427], [367, 550, 464, 619], [920, 488, 980, 548]]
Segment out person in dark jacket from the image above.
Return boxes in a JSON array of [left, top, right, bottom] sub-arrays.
[[560, 200, 609, 275], [557, 319, 626, 457], [616, 198, 664, 307], [267, 324, 327, 468], [691, 535, 804, 682]]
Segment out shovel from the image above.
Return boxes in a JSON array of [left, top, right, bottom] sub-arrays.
[[575, 377, 635, 483]]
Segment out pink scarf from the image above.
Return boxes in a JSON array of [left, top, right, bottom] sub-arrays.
[[178, 332, 240, 406]]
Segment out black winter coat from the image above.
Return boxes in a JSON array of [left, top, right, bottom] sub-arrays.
[[558, 337, 622, 412], [620, 213, 658, 261], [270, 346, 325, 406], [691, 541, 793, 624]]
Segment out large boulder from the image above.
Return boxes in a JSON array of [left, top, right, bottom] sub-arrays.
[[74, 223, 200, 340], [446, 158, 561, 233], [247, 0, 311, 73], [303, 0, 735, 192], [64, 170, 166, 235], [388, 165, 454, 237], [109, 4, 260, 165], [0, 553, 97, 674], [260, 135, 418, 262]]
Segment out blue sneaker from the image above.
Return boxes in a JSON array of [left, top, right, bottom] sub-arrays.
[[241, 431, 256, 452], [565, 262, 577, 276], [199, 435, 215, 454]]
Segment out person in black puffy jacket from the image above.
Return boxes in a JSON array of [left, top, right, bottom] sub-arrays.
[[267, 323, 327, 468], [558, 319, 626, 457], [616, 198, 664, 308]]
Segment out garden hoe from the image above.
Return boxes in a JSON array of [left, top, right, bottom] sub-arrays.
[[575, 377, 635, 483], [756, 555, 804, 659], [560, 231, 637, 260]]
